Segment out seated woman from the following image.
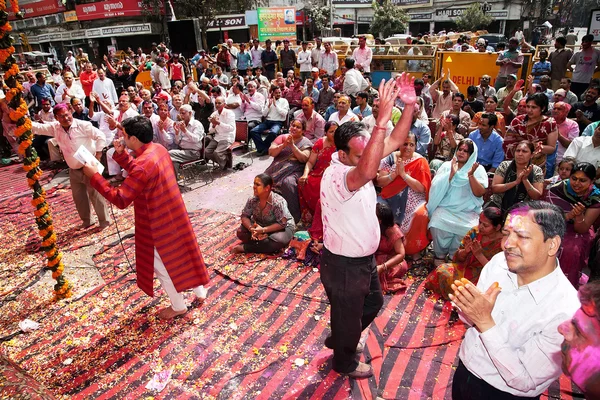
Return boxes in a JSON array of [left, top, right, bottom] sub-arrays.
[[503, 93, 558, 175], [232, 173, 295, 254], [429, 114, 463, 173], [469, 95, 506, 136], [489, 141, 544, 212], [298, 121, 338, 225], [264, 119, 312, 223], [425, 207, 504, 300], [375, 203, 408, 293], [427, 139, 488, 266], [545, 162, 600, 287], [376, 132, 431, 257]]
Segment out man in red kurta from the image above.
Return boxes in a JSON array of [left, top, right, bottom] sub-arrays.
[[83, 115, 209, 320]]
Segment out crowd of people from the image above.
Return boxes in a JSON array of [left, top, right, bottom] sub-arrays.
[[1, 32, 599, 396]]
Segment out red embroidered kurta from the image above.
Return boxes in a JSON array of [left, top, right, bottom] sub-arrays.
[[90, 143, 209, 296]]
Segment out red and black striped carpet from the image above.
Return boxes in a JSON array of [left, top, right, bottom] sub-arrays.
[[0, 205, 586, 399]]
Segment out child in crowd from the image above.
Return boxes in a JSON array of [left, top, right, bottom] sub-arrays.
[[546, 157, 576, 186]]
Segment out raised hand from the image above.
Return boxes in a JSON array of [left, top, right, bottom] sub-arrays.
[[514, 79, 525, 91], [468, 161, 480, 176], [395, 159, 405, 179], [397, 72, 417, 106], [376, 76, 401, 126]]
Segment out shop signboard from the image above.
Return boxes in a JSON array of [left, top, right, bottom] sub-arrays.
[[8, 0, 65, 20], [75, 0, 164, 21], [257, 7, 297, 42]]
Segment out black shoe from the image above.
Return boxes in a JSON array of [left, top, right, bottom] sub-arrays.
[[324, 335, 364, 353]]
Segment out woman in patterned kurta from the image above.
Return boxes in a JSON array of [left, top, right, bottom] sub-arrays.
[[502, 93, 558, 174], [88, 116, 209, 319], [425, 207, 504, 300]]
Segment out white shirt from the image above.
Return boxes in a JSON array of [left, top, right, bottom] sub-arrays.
[[92, 78, 118, 106], [564, 136, 600, 180], [362, 115, 393, 137], [459, 253, 580, 397], [343, 68, 368, 96], [151, 64, 171, 89], [226, 93, 243, 120], [297, 50, 312, 72], [54, 82, 85, 104], [250, 46, 264, 68], [64, 56, 77, 74], [311, 46, 323, 67], [328, 110, 359, 126], [175, 117, 204, 150], [265, 97, 289, 122], [352, 46, 373, 73], [321, 152, 380, 257], [153, 117, 176, 149], [318, 51, 339, 76], [215, 74, 229, 86], [170, 107, 180, 122], [208, 108, 236, 143], [32, 119, 106, 169], [228, 45, 239, 68], [242, 92, 266, 122], [91, 108, 138, 143]]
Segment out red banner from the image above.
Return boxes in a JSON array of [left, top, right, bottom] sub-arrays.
[[75, 0, 164, 21], [8, 0, 65, 20]]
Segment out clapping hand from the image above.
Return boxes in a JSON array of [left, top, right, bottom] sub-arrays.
[[517, 164, 533, 183], [449, 281, 501, 332], [514, 79, 525, 91], [450, 156, 459, 176], [284, 134, 294, 147], [468, 161, 479, 176], [395, 159, 405, 179], [471, 239, 483, 256]]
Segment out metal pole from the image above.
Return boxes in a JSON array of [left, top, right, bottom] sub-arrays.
[[330, 0, 333, 33]]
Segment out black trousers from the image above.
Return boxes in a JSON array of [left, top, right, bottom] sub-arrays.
[[452, 361, 541, 400], [320, 247, 383, 373]]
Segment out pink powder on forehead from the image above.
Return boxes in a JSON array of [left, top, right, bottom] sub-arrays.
[[354, 135, 369, 150]]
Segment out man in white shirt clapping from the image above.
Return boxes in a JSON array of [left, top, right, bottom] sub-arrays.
[[450, 201, 581, 399], [206, 96, 236, 169]]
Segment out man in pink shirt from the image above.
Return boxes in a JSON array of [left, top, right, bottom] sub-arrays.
[[319, 73, 416, 379], [352, 36, 373, 74]]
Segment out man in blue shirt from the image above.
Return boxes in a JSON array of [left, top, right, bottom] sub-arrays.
[[409, 99, 431, 157], [352, 92, 372, 120], [469, 113, 504, 172], [29, 72, 55, 112]]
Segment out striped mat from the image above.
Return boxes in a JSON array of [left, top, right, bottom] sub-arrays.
[[0, 208, 585, 399], [0, 163, 55, 202]]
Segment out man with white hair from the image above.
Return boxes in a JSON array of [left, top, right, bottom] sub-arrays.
[[241, 81, 265, 131], [171, 94, 184, 121], [226, 39, 239, 72], [169, 104, 205, 171], [64, 50, 78, 75], [54, 71, 85, 105], [206, 96, 236, 169]]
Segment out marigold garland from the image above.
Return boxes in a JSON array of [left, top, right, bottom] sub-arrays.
[[1, 0, 71, 300]]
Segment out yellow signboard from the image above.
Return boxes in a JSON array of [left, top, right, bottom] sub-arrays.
[[136, 71, 152, 90], [64, 10, 78, 22], [437, 51, 529, 95]]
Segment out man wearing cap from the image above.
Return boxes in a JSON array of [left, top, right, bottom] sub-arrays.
[[261, 40, 278, 81], [497, 74, 522, 113], [64, 51, 78, 75], [297, 41, 312, 82], [494, 38, 523, 91]]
